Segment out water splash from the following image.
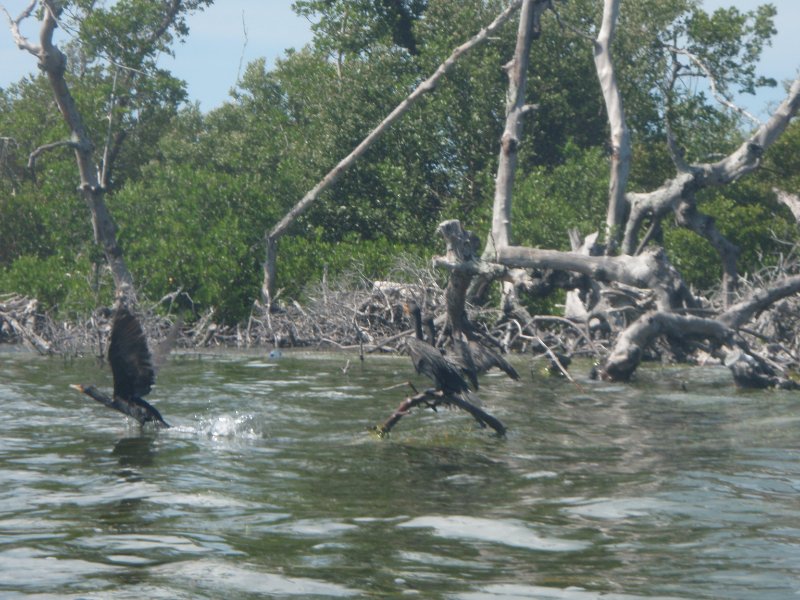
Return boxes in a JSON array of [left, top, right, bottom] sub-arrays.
[[172, 413, 262, 440]]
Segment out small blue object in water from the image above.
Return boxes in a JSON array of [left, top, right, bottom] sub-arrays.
[[268, 349, 283, 359]]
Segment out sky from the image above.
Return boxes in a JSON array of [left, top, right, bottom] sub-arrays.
[[0, 2, 314, 111], [1, 0, 798, 117]]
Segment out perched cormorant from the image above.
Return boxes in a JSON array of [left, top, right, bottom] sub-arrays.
[[404, 335, 472, 396], [422, 314, 437, 347], [397, 300, 509, 436], [404, 300, 430, 344], [404, 299, 519, 390], [403, 300, 471, 395], [71, 306, 170, 428]]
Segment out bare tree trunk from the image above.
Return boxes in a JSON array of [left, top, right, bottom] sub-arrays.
[[774, 188, 800, 224], [699, 78, 800, 186], [483, 0, 547, 260], [473, 0, 548, 310], [430, 220, 508, 340], [42, 3, 137, 306], [7, 1, 137, 305], [260, 0, 524, 307], [5, 0, 199, 309], [260, 236, 278, 309], [593, 0, 631, 254], [434, 220, 505, 333]]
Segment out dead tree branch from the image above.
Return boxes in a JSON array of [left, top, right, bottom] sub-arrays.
[[719, 274, 800, 330], [261, 0, 524, 306], [594, 0, 631, 254], [497, 245, 696, 311], [623, 76, 800, 257], [663, 43, 761, 126], [27, 139, 82, 170]]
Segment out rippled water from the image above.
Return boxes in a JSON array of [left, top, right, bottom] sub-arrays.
[[2, 347, 800, 599]]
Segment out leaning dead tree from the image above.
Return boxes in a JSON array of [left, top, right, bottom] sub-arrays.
[[4, 0, 207, 310], [260, 0, 525, 309], [5, 0, 134, 305]]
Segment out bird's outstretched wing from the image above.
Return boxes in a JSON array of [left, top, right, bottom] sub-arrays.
[[108, 307, 155, 401], [468, 340, 520, 381], [451, 338, 480, 390], [406, 337, 470, 395]]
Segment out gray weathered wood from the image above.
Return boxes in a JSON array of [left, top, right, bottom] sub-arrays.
[[260, 1, 524, 306]]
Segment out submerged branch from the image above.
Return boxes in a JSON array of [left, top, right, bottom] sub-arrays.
[[375, 388, 506, 437]]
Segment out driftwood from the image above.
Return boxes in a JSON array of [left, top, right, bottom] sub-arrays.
[[375, 388, 506, 437], [775, 188, 800, 224], [599, 274, 800, 387], [599, 311, 733, 381], [0, 294, 52, 354]]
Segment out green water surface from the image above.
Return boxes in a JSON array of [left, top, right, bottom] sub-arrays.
[[1, 348, 799, 599]]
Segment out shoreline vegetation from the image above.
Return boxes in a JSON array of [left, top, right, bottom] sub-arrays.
[[3, 244, 799, 390], [3, 2, 799, 404]]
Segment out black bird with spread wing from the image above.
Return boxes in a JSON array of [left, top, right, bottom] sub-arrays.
[[393, 300, 507, 436], [452, 336, 520, 387], [404, 335, 472, 396], [71, 306, 170, 428], [404, 299, 519, 391], [403, 300, 471, 395]]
